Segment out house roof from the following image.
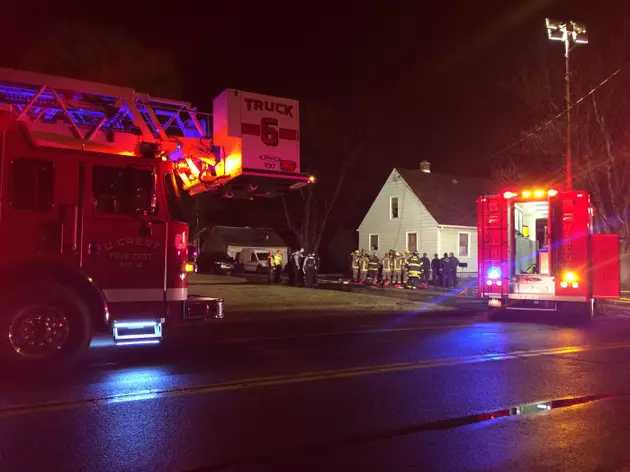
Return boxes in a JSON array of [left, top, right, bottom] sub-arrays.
[[396, 168, 497, 226], [211, 226, 287, 247]]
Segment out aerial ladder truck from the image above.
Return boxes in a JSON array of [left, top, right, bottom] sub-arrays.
[[0, 68, 311, 371]]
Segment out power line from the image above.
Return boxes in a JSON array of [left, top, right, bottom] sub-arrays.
[[490, 66, 624, 159]]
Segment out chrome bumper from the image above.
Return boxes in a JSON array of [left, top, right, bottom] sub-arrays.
[[184, 296, 224, 321]]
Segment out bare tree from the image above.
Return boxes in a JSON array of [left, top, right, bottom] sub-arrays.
[[493, 38, 630, 281], [282, 102, 365, 254]]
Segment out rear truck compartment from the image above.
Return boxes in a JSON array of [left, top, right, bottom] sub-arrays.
[[478, 189, 620, 321]]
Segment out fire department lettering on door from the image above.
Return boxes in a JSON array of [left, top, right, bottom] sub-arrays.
[[105, 238, 161, 269]]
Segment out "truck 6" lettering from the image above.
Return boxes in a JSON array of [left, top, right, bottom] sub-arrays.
[[244, 98, 294, 117]]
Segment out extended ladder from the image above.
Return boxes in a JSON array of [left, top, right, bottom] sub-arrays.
[[0, 68, 213, 160]]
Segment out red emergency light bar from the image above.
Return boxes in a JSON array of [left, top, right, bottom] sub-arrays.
[[503, 189, 558, 199]]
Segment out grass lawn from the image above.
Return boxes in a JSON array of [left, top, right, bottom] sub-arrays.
[[187, 281, 450, 314]]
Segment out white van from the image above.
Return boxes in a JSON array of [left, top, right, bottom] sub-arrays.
[[235, 247, 287, 273]]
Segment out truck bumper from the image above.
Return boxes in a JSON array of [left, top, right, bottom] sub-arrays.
[[112, 297, 224, 346], [183, 296, 224, 321]]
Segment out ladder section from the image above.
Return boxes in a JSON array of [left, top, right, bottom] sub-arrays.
[[478, 195, 508, 297], [0, 68, 212, 158]]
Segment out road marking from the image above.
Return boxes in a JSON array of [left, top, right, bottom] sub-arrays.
[[203, 324, 475, 345], [4, 340, 630, 418]]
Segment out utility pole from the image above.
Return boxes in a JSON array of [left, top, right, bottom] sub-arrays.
[[546, 18, 588, 192]]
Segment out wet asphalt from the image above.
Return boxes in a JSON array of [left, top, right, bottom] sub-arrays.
[[3, 308, 630, 471]]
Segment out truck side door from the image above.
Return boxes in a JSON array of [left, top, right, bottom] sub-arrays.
[[0, 134, 81, 266], [81, 158, 167, 319]]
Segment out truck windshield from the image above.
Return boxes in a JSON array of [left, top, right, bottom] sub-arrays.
[[163, 173, 188, 223]]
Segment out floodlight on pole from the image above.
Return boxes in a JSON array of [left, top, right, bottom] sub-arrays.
[[545, 18, 588, 192]]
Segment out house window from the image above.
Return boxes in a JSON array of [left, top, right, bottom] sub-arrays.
[[407, 232, 417, 252], [369, 234, 379, 251], [10, 158, 54, 211], [390, 196, 399, 219], [458, 232, 470, 258], [515, 207, 524, 235]]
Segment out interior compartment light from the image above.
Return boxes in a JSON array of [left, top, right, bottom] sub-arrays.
[[548, 189, 558, 197], [488, 267, 501, 279]]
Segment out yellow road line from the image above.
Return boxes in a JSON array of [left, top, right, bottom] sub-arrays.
[[4, 340, 630, 418], [205, 324, 475, 344]]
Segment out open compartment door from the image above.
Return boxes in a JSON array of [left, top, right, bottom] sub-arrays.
[[592, 233, 620, 299]]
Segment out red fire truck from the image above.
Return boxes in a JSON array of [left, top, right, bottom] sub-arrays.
[[477, 188, 620, 322], [0, 68, 311, 371]]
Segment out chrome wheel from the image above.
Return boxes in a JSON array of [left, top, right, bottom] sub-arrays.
[[8, 306, 70, 359]]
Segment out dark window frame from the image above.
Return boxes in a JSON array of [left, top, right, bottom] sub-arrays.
[[92, 165, 155, 216], [9, 157, 55, 211]]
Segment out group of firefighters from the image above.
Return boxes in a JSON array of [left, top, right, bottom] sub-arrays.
[[350, 249, 461, 289], [266, 248, 320, 288]]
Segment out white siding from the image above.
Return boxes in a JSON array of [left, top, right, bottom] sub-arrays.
[[439, 226, 478, 276], [358, 169, 439, 257]]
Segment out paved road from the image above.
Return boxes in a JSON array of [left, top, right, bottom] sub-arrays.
[[4, 309, 630, 471]]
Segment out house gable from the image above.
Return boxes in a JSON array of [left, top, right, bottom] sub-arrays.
[[358, 169, 439, 255]]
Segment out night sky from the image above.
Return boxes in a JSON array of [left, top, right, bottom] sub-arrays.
[[2, 0, 627, 255]]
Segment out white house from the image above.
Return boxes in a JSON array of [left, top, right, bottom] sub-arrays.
[[357, 162, 496, 277]]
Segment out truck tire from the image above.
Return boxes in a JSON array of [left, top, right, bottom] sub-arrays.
[[0, 282, 93, 374], [577, 299, 596, 325], [561, 300, 595, 326], [488, 308, 505, 321]]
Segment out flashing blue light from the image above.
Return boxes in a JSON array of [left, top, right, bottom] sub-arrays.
[[116, 340, 161, 347], [488, 267, 501, 280]]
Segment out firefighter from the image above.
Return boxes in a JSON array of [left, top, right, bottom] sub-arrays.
[[440, 252, 450, 288], [303, 252, 317, 288], [368, 251, 380, 284], [402, 250, 411, 284], [359, 250, 369, 283], [351, 250, 360, 282], [420, 252, 431, 284], [431, 253, 440, 286], [448, 252, 460, 287], [274, 249, 283, 283], [266, 250, 275, 283], [381, 251, 393, 286], [406, 250, 422, 289], [392, 252, 403, 285]]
